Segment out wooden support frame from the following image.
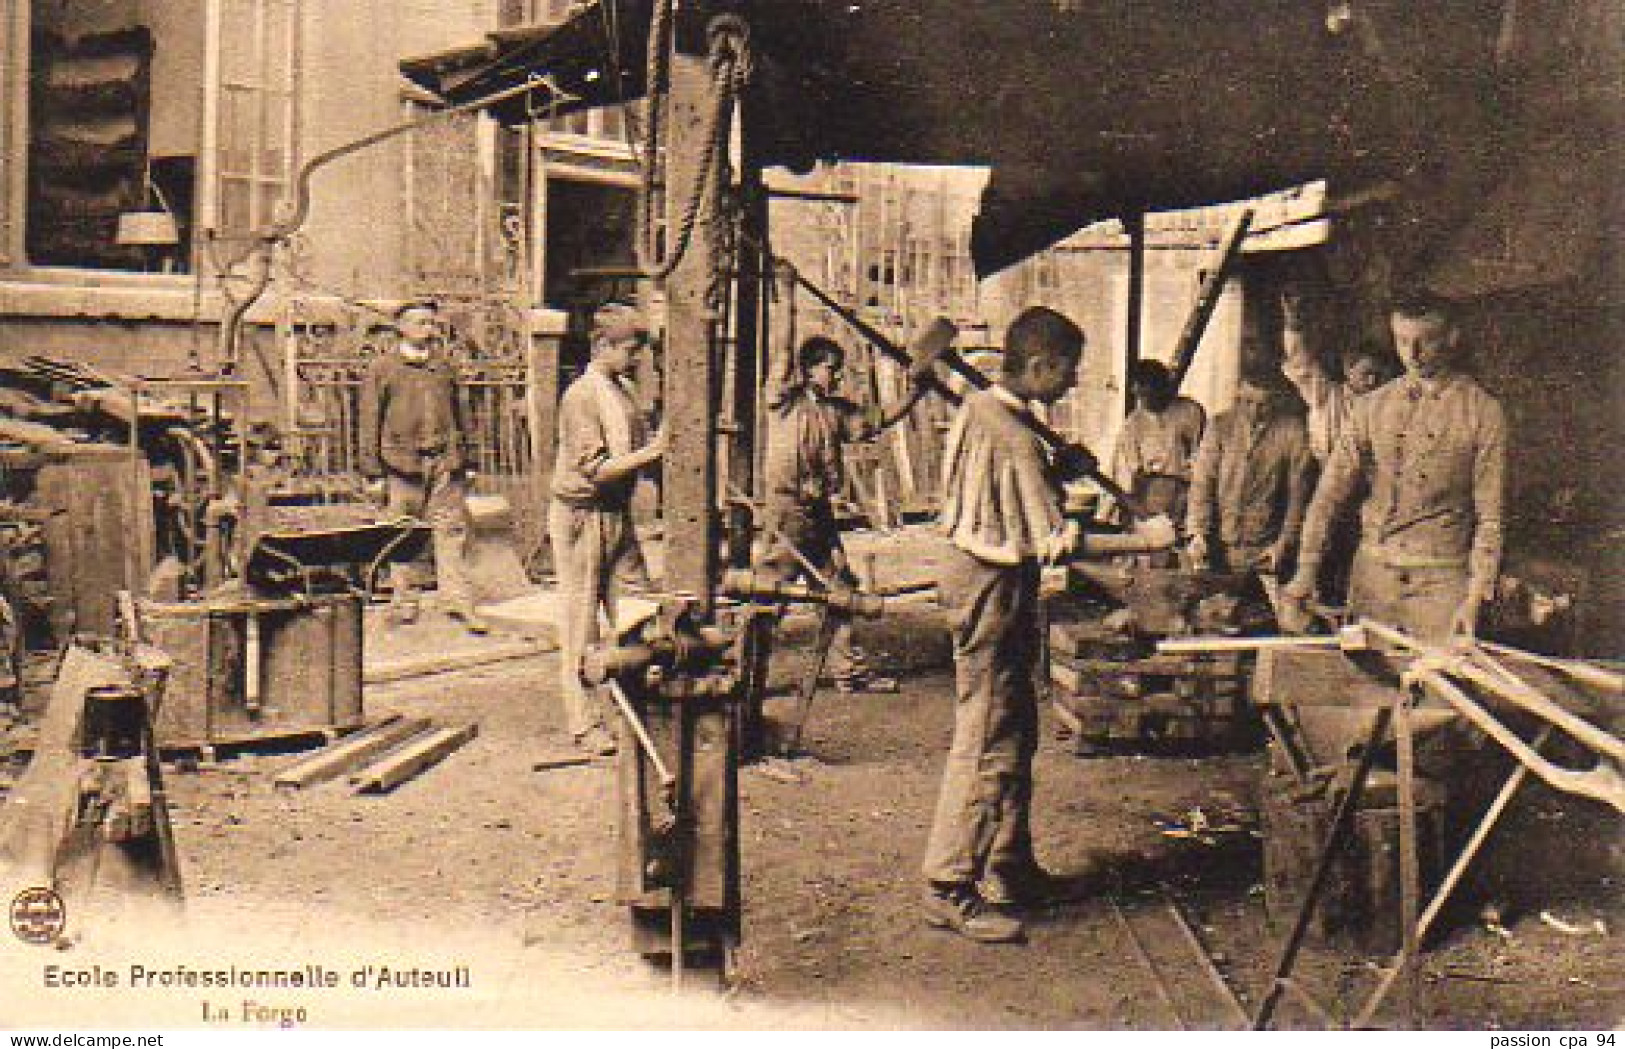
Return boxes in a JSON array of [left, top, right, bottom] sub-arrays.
[[1169, 208, 1254, 392], [1253, 706, 1394, 1029]]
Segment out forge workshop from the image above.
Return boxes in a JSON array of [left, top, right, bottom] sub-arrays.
[[0, 0, 1620, 1034]]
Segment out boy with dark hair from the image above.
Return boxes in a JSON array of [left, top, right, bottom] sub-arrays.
[[1112, 358, 1207, 525], [756, 334, 924, 693], [917, 306, 1174, 943]]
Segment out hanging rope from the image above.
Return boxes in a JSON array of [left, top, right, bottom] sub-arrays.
[[636, 0, 673, 272], [638, 13, 751, 283]]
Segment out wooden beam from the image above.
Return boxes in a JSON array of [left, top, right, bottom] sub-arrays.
[[661, 40, 724, 615], [1170, 208, 1254, 392], [1123, 210, 1146, 415], [0, 647, 127, 883], [351, 723, 478, 794], [272, 715, 428, 791]]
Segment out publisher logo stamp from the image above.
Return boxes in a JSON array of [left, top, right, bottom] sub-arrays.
[[10, 886, 66, 945]]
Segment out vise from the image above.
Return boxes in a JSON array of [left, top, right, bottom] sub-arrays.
[[582, 594, 743, 971]]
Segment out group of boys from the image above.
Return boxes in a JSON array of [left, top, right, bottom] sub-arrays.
[[357, 285, 1506, 946]]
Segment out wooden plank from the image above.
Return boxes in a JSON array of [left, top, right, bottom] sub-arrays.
[[532, 752, 592, 772], [1170, 208, 1253, 391], [272, 715, 427, 791], [363, 639, 555, 685], [1051, 661, 1085, 694], [351, 723, 478, 794]]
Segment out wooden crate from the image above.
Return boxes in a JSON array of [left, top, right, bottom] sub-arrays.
[[1050, 615, 1254, 749]]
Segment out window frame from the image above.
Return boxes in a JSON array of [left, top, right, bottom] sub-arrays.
[[0, 0, 301, 280], [206, 0, 302, 244]]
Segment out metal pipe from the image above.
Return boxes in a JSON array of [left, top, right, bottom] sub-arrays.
[[217, 75, 571, 369]]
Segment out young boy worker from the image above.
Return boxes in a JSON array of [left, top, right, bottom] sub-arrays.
[[550, 302, 666, 757], [914, 307, 1176, 943], [755, 334, 928, 694]]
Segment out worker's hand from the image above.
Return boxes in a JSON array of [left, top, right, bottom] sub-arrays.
[[364, 477, 388, 505], [1183, 532, 1210, 571], [1053, 442, 1099, 482], [1449, 591, 1486, 638], [1130, 513, 1178, 553], [642, 426, 669, 461], [1041, 519, 1083, 566], [1277, 572, 1318, 634]]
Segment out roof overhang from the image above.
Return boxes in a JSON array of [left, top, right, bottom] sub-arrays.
[[402, 0, 1621, 288]]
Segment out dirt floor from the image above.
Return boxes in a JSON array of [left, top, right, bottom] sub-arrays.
[[2, 527, 1621, 1030]]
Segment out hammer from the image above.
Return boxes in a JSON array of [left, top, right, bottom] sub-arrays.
[[897, 316, 1149, 520], [781, 262, 1147, 518]]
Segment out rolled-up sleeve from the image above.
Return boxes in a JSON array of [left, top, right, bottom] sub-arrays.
[[1468, 396, 1507, 596], [1298, 400, 1369, 570], [555, 385, 611, 493]]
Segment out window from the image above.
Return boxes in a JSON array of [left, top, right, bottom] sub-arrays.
[[214, 0, 299, 240], [16, 0, 299, 273], [25, 3, 181, 270]]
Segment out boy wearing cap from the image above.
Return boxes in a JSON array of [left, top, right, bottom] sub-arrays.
[[549, 302, 666, 757], [357, 300, 487, 634]]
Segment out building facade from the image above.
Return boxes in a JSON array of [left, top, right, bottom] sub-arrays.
[[0, 0, 504, 405]]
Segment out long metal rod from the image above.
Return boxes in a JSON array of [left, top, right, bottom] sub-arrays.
[[724, 485, 831, 590], [781, 257, 1148, 518], [1252, 707, 1394, 1029], [217, 75, 571, 369], [1479, 641, 1623, 693], [1352, 726, 1554, 1028], [1362, 620, 1624, 765], [606, 678, 676, 797], [785, 605, 841, 757], [1411, 668, 1625, 811]]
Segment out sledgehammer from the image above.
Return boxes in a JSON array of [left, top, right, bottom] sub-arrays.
[[783, 265, 1146, 518], [903, 317, 1148, 520]]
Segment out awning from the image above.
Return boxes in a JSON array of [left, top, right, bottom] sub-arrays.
[[402, 0, 1621, 286]]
